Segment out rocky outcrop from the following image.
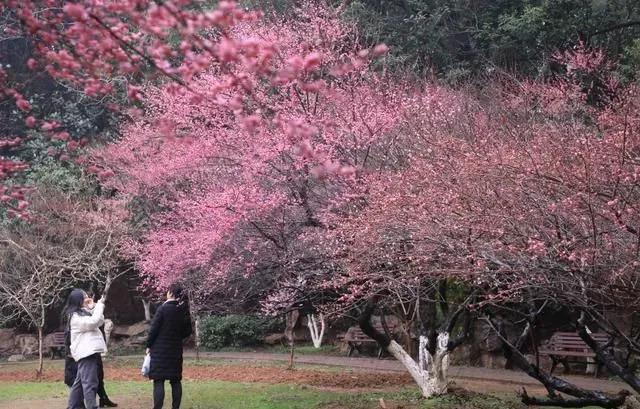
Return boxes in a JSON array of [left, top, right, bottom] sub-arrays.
[[15, 334, 38, 355], [0, 329, 15, 355], [110, 321, 150, 350]]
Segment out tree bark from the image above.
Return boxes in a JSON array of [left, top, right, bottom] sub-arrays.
[[195, 315, 200, 362], [386, 336, 449, 397], [142, 299, 151, 321], [37, 325, 44, 380], [485, 316, 631, 408], [308, 313, 325, 348], [358, 299, 452, 397], [577, 324, 640, 393]]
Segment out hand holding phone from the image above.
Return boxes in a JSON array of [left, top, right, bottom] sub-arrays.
[[84, 298, 95, 309]]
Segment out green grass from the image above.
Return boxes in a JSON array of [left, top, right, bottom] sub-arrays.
[[184, 357, 342, 372], [0, 380, 144, 401], [0, 380, 431, 408], [196, 344, 342, 356], [0, 379, 538, 409], [271, 345, 341, 356], [0, 360, 64, 373]]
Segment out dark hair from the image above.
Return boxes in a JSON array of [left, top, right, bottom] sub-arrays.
[[168, 283, 184, 299], [61, 288, 86, 328], [169, 282, 190, 312]]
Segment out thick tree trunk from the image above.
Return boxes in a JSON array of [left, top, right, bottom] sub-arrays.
[[386, 333, 450, 398], [577, 324, 640, 393], [486, 316, 630, 408], [358, 296, 459, 398], [288, 337, 295, 370], [307, 313, 325, 348]]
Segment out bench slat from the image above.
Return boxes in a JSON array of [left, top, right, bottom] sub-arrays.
[[539, 350, 596, 357], [539, 332, 610, 360]]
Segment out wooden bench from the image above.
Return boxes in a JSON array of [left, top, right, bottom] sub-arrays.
[[538, 332, 609, 375], [43, 331, 66, 359], [344, 326, 396, 359]]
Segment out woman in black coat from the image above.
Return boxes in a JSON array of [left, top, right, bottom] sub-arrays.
[[146, 283, 192, 409]]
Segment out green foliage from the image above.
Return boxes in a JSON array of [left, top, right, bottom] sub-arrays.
[[620, 38, 640, 82], [199, 315, 274, 350], [241, 0, 298, 16], [25, 161, 89, 193], [341, 0, 640, 80]]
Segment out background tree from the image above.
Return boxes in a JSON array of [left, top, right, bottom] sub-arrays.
[[326, 45, 640, 405], [94, 0, 398, 309], [0, 185, 125, 376]]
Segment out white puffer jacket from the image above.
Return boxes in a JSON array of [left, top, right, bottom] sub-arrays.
[[70, 301, 107, 361]]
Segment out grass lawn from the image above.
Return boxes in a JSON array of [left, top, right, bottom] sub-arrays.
[[0, 356, 586, 409], [0, 379, 536, 409], [0, 380, 441, 409]]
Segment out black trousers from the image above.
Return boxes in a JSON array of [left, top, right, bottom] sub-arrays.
[[96, 356, 107, 400], [153, 379, 182, 409]]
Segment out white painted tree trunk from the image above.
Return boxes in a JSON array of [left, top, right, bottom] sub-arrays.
[[585, 326, 596, 375], [142, 299, 151, 321], [195, 315, 201, 362], [386, 332, 450, 397], [100, 318, 115, 358], [307, 313, 325, 348]]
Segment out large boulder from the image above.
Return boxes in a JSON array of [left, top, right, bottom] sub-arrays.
[[15, 334, 38, 355], [112, 321, 149, 338], [264, 333, 286, 346], [111, 321, 150, 349], [0, 328, 16, 355], [7, 354, 25, 362]]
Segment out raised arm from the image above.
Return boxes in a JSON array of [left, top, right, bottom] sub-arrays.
[[70, 301, 105, 332]]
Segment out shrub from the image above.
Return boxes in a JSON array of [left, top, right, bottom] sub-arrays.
[[199, 315, 275, 350]]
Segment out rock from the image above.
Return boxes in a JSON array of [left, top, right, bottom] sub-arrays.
[[449, 344, 471, 365], [478, 352, 507, 369], [7, 354, 25, 362], [15, 334, 38, 355], [112, 321, 150, 337], [284, 310, 311, 342], [335, 333, 349, 354], [0, 328, 16, 354], [264, 333, 286, 345]]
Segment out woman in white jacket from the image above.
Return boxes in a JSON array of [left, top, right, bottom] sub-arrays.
[[63, 289, 107, 409]]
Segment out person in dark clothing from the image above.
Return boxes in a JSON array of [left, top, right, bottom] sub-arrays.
[[146, 283, 192, 409]]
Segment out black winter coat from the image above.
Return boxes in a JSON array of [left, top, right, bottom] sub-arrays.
[[146, 300, 192, 380]]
